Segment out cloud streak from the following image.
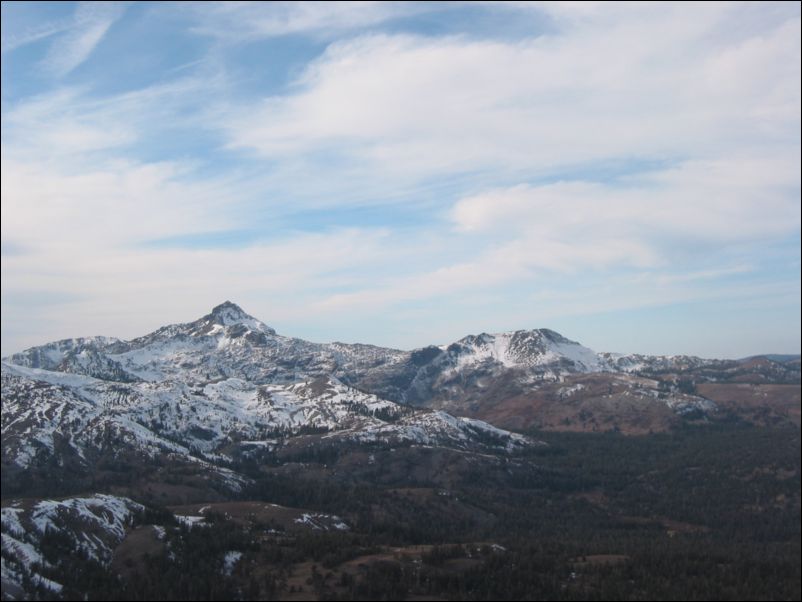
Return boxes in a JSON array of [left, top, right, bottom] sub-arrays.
[[188, 1, 429, 41], [41, 2, 125, 77], [223, 7, 800, 183]]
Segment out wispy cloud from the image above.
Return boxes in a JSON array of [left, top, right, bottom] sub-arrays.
[[313, 150, 800, 314], [1, 19, 73, 54], [188, 1, 427, 41], [450, 156, 801, 244], [41, 2, 125, 77], [2, 74, 220, 162], [222, 8, 800, 183]]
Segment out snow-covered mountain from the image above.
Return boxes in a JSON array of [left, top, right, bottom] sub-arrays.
[[6, 300, 795, 483], [8, 301, 763, 395], [2, 303, 542, 501], [1, 302, 740, 453], [447, 330, 607, 372], [332, 329, 612, 412], [2, 302, 627, 410], [8, 302, 406, 387]]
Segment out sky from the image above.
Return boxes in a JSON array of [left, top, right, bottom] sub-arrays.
[[1, 1, 800, 359]]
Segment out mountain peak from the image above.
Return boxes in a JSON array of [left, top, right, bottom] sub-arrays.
[[210, 301, 249, 321], [449, 328, 603, 372], [202, 301, 275, 334]]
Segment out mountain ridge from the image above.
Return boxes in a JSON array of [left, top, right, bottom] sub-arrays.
[[3, 302, 798, 461], [8, 301, 798, 373], [0, 301, 709, 380]]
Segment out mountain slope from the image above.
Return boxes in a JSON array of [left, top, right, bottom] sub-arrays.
[[4, 300, 797, 474], [2, 306, 539, 501], [1, 494, 143, 598]]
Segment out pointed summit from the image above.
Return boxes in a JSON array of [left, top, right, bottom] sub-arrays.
[[210, 301, 250, 323], [202, 301, 275, 334]]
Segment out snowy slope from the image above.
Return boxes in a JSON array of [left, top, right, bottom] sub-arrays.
[[4, 304, 612, 394], [447, 329, 609, 373], [599, 352, 715, 373], [1, 495, 143, 596], [2, 325, 537, 480], [2, 302, 724, 457]]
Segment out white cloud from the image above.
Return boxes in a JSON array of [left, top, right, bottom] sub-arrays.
[[223, 6, 800, 181], [451, 155, 801, 243], [188, 1, 426, 40], [41, 1, 125, 77], [1, 73, 224, 167], [0, 158, 240, 253], [3, 87, 135, 157], [1, 19, 72, 54], [315, 152, 800, 315]]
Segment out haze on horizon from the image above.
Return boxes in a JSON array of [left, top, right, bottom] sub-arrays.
[[1, 1, 800, 359]]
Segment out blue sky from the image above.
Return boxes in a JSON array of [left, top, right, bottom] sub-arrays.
[[1, 1, 800, 358]]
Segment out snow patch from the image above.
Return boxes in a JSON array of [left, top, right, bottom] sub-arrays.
[[293, 513, 349, 531], [222, 551, 242, 576], [175, 515, 208, 528]]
